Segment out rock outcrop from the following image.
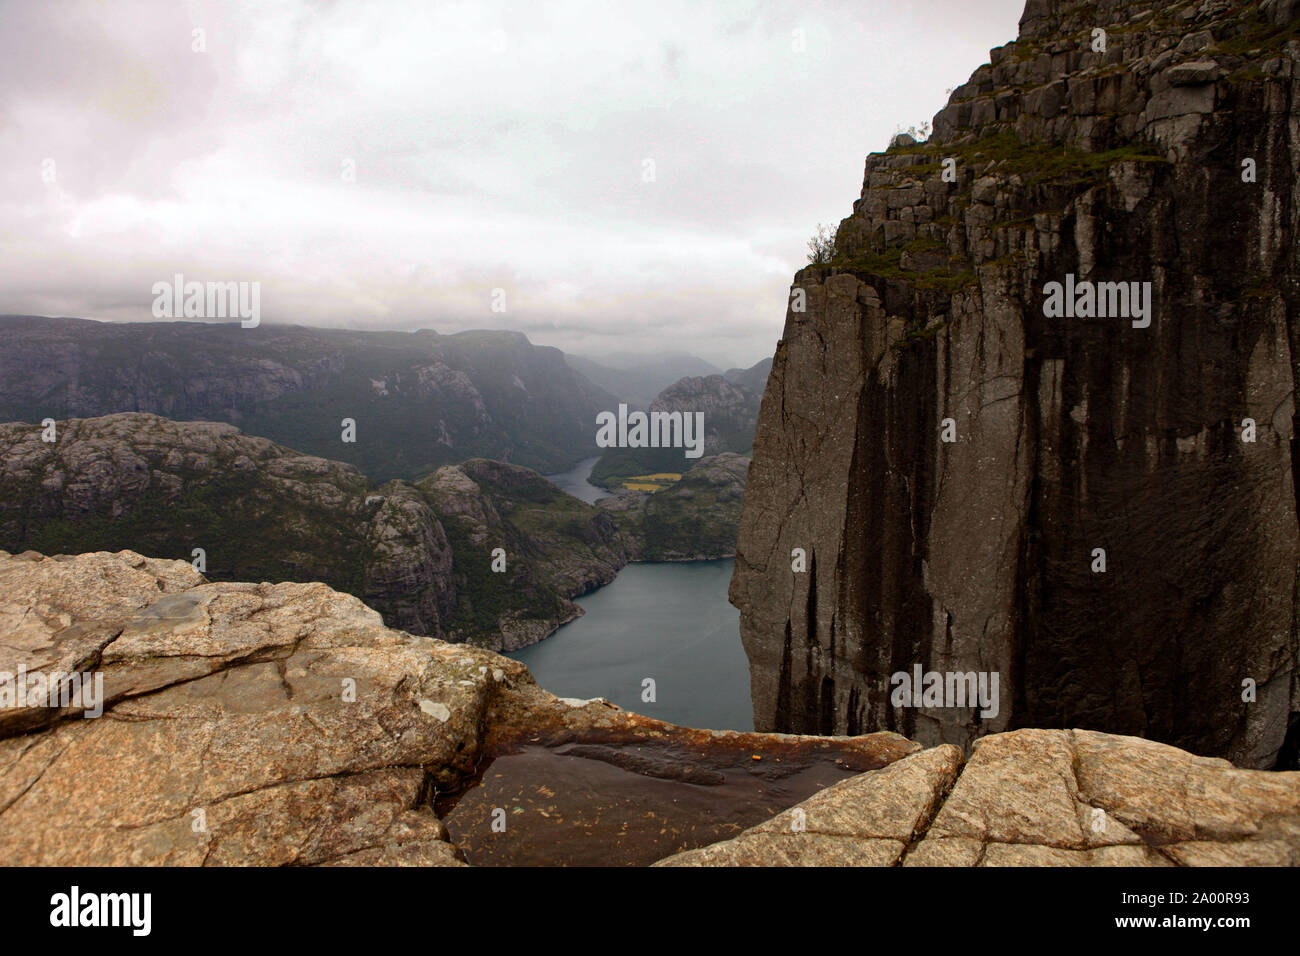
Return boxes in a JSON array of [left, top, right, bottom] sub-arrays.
[[658, 728, 1300, 866], [0, 414, 628, 651], [733, 0, 1300, 767], [416, 458, 631, 650], [724, 356, 774, 394], [3, 549, 1296, 866]]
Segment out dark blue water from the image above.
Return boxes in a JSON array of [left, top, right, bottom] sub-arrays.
[[507, 559, 753, 731]]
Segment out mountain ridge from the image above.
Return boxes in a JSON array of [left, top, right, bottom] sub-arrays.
[[0, 411, 748, 650], [0, 314, 616, 482]]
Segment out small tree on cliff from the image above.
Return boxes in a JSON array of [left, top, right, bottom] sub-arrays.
[[807, 223, 836, 265], [898, 120, 931, 142]]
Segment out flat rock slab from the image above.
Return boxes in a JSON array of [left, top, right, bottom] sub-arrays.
[[656, 744, 962, 866], [658, 729, 1300, 866]]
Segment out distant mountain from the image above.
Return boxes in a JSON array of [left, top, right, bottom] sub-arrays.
[[724, 357, 773, 394], [0, 315, 615, 482], [600, 453, 749, 561], [0, 413, 630, 651], [588, 360, 767, 489], [415, 458, 629, 650], [566, 350, 722, 410]]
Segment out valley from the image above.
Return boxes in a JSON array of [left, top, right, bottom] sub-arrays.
[[2, 0, 1299, 879]]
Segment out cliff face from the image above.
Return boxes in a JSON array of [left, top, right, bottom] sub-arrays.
[[733, 0, 1300, 767]]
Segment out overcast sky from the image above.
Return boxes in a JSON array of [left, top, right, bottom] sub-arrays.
[[0, 0, 1025, 368]]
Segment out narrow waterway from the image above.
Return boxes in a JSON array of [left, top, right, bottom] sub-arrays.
[[507, 558, 752, 732], [543, 455, 607, 504]]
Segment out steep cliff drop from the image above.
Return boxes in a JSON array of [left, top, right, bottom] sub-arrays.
[[732, 0, 1300, 768]]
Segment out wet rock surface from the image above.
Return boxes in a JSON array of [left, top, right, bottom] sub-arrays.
[[438, 734, 900, 867], [657, 745, 964, 866]]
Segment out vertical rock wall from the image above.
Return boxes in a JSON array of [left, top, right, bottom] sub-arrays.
[[733, 0, 1300, 767]]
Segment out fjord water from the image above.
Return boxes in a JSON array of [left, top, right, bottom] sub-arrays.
[[507, 559, 753, 731], [543, 456, 607, 504]]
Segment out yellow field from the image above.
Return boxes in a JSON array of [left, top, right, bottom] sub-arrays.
[[622, 472, 683, 493]]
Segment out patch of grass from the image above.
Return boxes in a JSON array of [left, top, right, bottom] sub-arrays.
[[622, 472, 683, 492], [829, 240, 979, 293], [1226, 64, 1272, 84], [888, 130, 1169, 189], [1004, 38, 1045, 62], [918, 269, 979, 293], [590, 447, 704, 489], [1215, 10, 1300, 58], [831, 243, 904, 274], [965, 132, 1167, 186]]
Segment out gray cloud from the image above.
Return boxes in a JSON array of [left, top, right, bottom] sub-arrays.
[[0, 0, 1025, 367]]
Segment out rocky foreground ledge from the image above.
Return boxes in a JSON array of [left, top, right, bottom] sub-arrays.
[[1, 549, 1297, 867]]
